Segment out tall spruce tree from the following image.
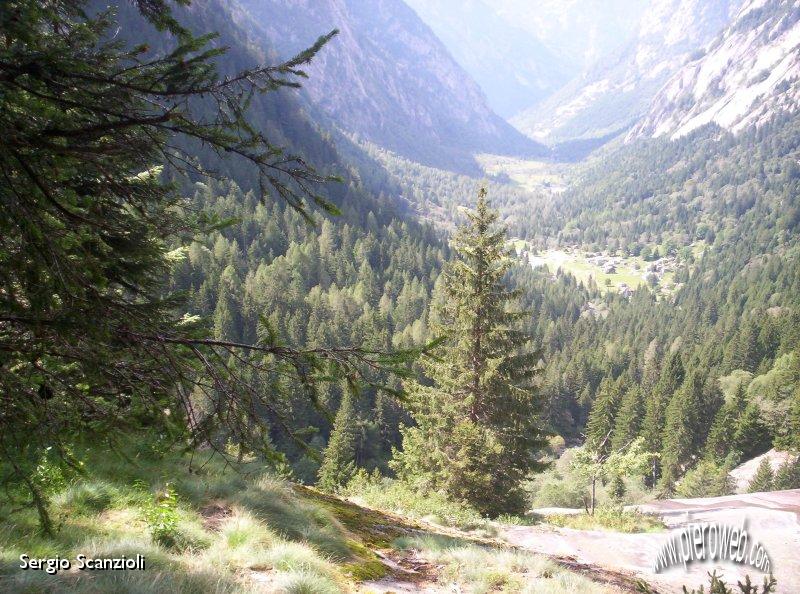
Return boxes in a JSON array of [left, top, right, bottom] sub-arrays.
[[659, 371, 704, 493], [786, 381, 800, 451], [774, 456, 800, 490], [705, 400, 740, 462], [640, 350, 684, 484], [214, 265, 243, 341], [747, 457, 774, 493], [586, 377, 622, 456], [612, 384, 644, 451], [317, 384, 358, 492], [392, 190, 546, 516], [732, 403, 772, 460]]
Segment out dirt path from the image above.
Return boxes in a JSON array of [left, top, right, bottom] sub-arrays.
[[502, 490, 800, 594], [357, 547, 445, 593]]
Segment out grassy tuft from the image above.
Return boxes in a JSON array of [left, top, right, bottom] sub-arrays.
[[277, 569, 342, 594], [235, 476, 352, 561], [54, 480, 119, 514]]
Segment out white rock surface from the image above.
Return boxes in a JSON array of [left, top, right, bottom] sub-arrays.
[[629, 0, 800, 141], [729, 448, 798, 493]]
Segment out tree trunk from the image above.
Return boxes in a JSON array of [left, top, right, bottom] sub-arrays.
[[591, 477, 597, 516]]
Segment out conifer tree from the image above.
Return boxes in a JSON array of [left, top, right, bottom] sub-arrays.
[[705, 402, 739, 462], [392, 190, 546, 516], [611, 384, 643, 451], [659, 371, 703, 492], [641, 340, 661, 392], [214, 265, 243, 341], [732, 320, 761, 372], [786, 383, 800, 451], [0, 0, 354, 530], [732, 403, 772, 460], [609, 474, 626, 502], [675, 459, 735, 498], [747, 457, 774, 493], [317, 384, 358, 492], [586, 377, 622, 457], [640, 351, 684, 484], [773, 457, 800, 490]]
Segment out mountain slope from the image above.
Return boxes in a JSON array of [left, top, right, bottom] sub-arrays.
[[402, 0, 570, 118], [629, 0, 800, 140], [0, 435, 633, 593], [491, 0, 647, 75], [234, 0, 545, 173], [512, 0, 742, 145]]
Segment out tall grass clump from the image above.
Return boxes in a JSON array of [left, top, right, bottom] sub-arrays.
[[393, 535, 614, 594]]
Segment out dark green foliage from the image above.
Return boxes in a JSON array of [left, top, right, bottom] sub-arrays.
[[0, 0, 429, 531], [660, 372, 704, 492], [638, 571, 777, 594], [511, 106, 800, 491], [392, 191, 547, 516], [369, 111, 800, 468], [773, 456, 800, 490], [733, 404, 772, 461], [609, 474, 626, 502], [675, 459, 734, 498], [705, 385, 747, 461], [785, 382, 800, 451], [747, 458, 775, 493], [612, 384, 644, 452], [213, 266, 244, 341], [317, 385, 358, 492], [641, 351, 685, 484], [586, 377, 623, 457], [3, 0, 800, 539], [171, 178, 446, 474]]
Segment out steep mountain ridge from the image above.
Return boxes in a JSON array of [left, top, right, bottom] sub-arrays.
[[629, 0, 800, 140], [512, 0, 742, 145], [235, 0, 545, 173]]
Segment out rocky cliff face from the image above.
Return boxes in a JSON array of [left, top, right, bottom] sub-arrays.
[[236, 0, 545, 172], [629, 0, 800, 141], [512, 0, 742, 145]]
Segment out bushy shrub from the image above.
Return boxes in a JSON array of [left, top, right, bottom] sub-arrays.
[[140, 483, 209, 551], [346, 471, 490, 530], [636, 570, 776, 593], [547, 506, 663, 533], [531, 478, 586, 509]]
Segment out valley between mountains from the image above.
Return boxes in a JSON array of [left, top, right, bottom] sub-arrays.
[[3, 0, 800, 592]]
